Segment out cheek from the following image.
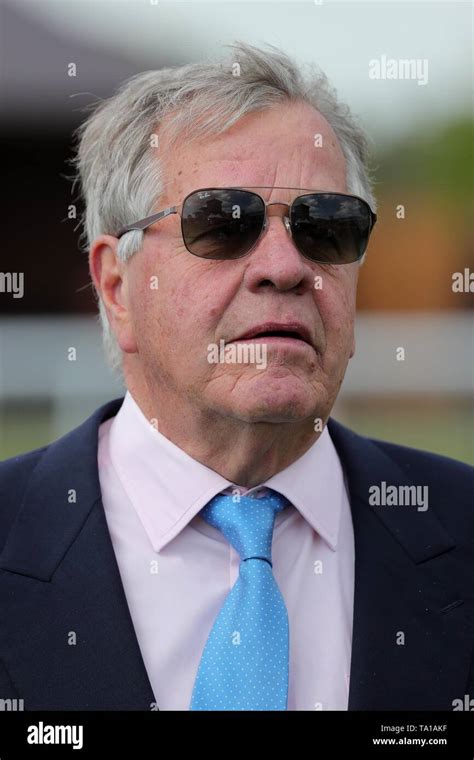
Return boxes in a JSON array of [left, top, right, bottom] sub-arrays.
[[315, 273, 357, 348], [136, 260, 227, 355], [124, 256, 166, 352]]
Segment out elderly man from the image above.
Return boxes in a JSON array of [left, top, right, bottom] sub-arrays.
[[1, 43, 473, 712]]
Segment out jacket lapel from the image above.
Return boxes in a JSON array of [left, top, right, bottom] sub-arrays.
[[0, 397, 156, 710], [328, 419, 472, 710]]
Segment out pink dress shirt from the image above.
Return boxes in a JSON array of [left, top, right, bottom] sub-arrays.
[[97, 390, 355, 710]]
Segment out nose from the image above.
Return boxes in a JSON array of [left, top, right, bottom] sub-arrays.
[[244, 203, 312, 294]]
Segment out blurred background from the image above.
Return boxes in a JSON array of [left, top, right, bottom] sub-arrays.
[[1, 0, 472, 463]]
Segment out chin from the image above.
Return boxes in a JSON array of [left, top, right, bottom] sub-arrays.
[[231, 391, 319, 424]]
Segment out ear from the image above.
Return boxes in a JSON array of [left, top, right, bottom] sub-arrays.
[[89, 235, 138, 354]]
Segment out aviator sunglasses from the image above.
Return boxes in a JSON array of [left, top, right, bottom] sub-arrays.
[[116, 187, 377, 265]]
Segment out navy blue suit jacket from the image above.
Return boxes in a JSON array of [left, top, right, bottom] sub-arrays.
[[1, 396, 473, 710]]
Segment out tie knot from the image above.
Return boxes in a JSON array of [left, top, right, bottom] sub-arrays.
[[200, 489, 289, 564]]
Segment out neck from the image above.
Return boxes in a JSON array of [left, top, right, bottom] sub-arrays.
[[125, 377, 324, 487]]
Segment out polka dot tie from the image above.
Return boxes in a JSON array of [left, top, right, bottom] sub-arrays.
[[190, 489, 290, 711]]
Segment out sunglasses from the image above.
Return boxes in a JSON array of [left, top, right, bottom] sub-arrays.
[[116, 187, 377, 265]]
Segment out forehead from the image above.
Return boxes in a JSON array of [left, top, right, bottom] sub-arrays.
[[158, 100, 346, 202]]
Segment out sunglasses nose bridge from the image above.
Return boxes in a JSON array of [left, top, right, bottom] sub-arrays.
[[264, 200, 292, 237]]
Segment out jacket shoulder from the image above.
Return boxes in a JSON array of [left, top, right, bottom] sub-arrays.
[[328, 417, 474, 538], [0, 397, 124, 554], [0, 446, 49, 549], [330, 416, 473, 483], [369, 435, 474, 482], [365, 434, 474, 534]]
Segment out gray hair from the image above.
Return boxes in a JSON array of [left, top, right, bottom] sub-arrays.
[[70, 42, 377, 378]]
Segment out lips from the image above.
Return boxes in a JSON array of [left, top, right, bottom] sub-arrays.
[[230, 322, 314, 348]]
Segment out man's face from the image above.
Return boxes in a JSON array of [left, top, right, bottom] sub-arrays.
[[121, 100, 359, 425]]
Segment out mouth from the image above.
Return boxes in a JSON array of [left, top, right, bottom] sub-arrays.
[[229, 322, 314, 349]]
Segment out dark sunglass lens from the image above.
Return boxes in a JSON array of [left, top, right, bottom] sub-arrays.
[[181, 190, 265, 259], [291, 194, 371, 264]]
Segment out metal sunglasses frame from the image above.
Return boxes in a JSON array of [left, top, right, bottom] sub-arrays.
[[116, 186, 377, 262]]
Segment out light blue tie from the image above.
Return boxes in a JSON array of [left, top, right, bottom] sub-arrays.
[[190, 489, 290, 711]]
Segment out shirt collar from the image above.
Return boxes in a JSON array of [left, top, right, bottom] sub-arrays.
[[106, 391, 345, 553]]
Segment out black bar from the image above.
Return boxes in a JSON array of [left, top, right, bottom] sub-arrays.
[[0, 710, 473, 757]]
